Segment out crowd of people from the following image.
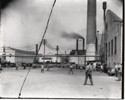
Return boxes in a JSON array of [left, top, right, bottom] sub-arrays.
[[0, 61, 122, 83]]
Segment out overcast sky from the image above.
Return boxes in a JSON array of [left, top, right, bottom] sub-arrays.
[[0, 0, 123, 54]]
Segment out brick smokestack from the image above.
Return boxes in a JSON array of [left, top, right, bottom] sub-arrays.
[[86, 0, 96, 60]]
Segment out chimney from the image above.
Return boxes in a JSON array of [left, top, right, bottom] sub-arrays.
[[36, 44, 38, 54], [3, 46, 6, 60], [83, 38, 85, 50], [86, 0, 96, 60], [76, 39, 78, 54]]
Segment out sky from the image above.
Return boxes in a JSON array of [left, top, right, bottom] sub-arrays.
[[0, 0, 123, 55]]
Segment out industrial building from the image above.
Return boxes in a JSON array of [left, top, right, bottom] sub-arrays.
[[70, 38, 86, 65], [100, 10, 122, 68], [1, 47, 40, 64]]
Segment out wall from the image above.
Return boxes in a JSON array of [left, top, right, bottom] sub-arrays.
[[105, 10, 122, 68], [6, 49, 15, 63], [70, 57, 85, 65]]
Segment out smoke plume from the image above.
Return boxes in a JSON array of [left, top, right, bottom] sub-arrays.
[[1, 0, 16, 10], [45, 40, 56, 50], [119, 0, 123, 3], [61, 31, 84, 39]]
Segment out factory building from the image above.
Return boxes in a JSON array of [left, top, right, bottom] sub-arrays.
[[70, 38, 86, 65], [2, 47, 40, 64], [39, 56, 61, 63], [100, 10, 122, 68]]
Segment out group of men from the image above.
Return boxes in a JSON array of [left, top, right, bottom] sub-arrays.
[[0, 61, 122, 84], [15, 63, 27, 70]]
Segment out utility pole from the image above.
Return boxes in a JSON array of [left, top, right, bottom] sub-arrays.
[[65, 50, 66, 55], [103, 2, 107, 21], [3, 46, 6, 61], [102, 1, 107, 64], [96, 31, 99, 59], [35, 44, 38, 63], [43, 39, 46, 64], [56, 45, 59, 66], [36, 44, 38, 55]]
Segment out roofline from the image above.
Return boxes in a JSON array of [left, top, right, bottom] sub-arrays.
[[7, 47, 40, 55], [106, 9, 122, 22]]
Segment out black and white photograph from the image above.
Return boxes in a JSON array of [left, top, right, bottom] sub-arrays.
[[0, 0, 123, 99]]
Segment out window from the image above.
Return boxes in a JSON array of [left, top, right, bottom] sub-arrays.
[[108, 42, 110, 56], [111, 40, 113, 56], [114, 36, 117, 54], [105, 43, 107, 60]]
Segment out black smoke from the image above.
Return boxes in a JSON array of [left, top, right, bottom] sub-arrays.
[[61, 31, 84, 39], [113, 0, 123, 5], [44, 40, 56, 50], [1, 0, 16, 10], [119, 0, 123, 3]]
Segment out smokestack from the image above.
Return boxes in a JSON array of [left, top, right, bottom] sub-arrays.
[[3, 46, 6, 60], [36, 44, 38, 54], [83, 38, 85, 50], [86, 0, 96, 60], [76, 39, 78, 54], [103, 2, 107, 22]]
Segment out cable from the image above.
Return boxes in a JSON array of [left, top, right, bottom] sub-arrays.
[[18, 67, 32, 98], [18, 0, 57, 98], [34, 0, 56, 61]]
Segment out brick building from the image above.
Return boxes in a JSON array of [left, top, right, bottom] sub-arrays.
[[100, 10, 122, 68]]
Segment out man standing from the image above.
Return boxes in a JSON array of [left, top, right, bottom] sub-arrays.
[[41, 64, 44, 73], [16, 63, 19, 70], [69, 64, 73, 75], [117, 63, 122, 81], [23, 63, 26, 69], [0, 63, 2, 73], [100, 64, 104, 72], [84, 63, 93, 85], [80, 65, 83, 72], [114, 62, 118, 77]]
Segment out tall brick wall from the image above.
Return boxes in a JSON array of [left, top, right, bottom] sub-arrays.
[[106, 10, 122, 68]]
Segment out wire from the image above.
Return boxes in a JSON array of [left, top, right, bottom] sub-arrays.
[[18, 0, 57, 98], [18, 67, 32, 98], [34, 0, 56, 61], [38, 0, 56, 51]]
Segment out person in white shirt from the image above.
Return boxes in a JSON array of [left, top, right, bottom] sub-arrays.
[[41, 64, 44, 73], [117, 63, 122, 81], [69, 64, 74, 75], [100, 64, 104, 72], [84, 63, 93, 85], [16, 63, 19, 70], [114, 62, 118, 77], [93, 62, 96, 71]]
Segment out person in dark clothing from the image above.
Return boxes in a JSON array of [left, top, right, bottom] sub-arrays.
[[69, 64, 73, 75], [16, 63, 19, 70], [0, 63, 2, 73], [47, 64, 50, 71], [84, 63, 93, 85], [80, 65, 83, 72], [23, 63, 26, 69]]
